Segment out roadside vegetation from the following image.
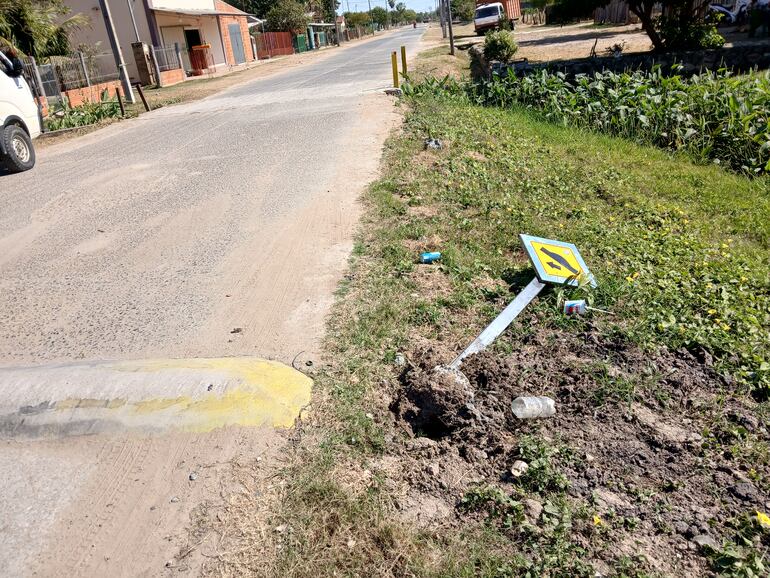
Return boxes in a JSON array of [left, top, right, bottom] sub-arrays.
[[44, 98, 124, 131], [472, 67, 770, 175], [205, 44, 769, 577]]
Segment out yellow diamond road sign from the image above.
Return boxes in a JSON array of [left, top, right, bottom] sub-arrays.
[[520, 234, 595, 286]]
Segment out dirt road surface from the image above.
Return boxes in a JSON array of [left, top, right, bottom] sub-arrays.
[[0, 26, 425, 577]]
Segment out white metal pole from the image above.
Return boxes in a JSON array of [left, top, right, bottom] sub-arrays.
[[98, 0, 135, 103], [449, 277, 545, 369], [126, 0, 141, 42]]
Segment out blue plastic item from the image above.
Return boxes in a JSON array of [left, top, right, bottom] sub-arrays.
[[420, 251, 441, 264]]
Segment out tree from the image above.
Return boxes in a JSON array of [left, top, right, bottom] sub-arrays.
[[265, 0, 309, 32], [226, 0, 277, 18], [451, 0, 476, 22], [321, 0, 340, 22], [0, 0, 87, 57], [344, 11, 371, 28], [370, 6, 390, 28], [552, 0, 722, 51]]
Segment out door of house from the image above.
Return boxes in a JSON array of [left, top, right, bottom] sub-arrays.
[[228, 23, 246, 64], [184, 29, 202, 50]]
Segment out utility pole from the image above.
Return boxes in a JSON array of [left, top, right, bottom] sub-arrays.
[[367, 0, 374, 33], [444, 0, 455, 55], [126, 0, 141, 42], [439, 0, 446, 38], [99, 0, 135, 103]]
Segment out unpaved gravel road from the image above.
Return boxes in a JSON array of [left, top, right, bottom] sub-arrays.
[[0, 26, 424, 577]]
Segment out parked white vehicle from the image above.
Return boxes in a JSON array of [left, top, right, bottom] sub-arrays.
[[0, 50, 41, 173], [474, 2, 506, 35]]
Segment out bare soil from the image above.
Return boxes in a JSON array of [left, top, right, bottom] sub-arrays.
[[384, 317, 770, 575]]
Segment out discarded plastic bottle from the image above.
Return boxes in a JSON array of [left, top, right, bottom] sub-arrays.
[[420, 251, 441, 264], [511, 396, 556, 419]]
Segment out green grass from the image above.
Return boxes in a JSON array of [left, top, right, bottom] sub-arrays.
[[260, 90, 770, 577], [397, 94, 770, 393]]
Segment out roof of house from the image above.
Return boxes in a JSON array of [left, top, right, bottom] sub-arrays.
[[151, 8, 246, 16], [150, 1, 248, 17]]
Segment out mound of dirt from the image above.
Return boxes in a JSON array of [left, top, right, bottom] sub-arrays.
[[387, 326, 770, 576]]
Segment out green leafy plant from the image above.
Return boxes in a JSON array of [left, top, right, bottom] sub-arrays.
[[45, 99, 122, 131], [516, 436, 571, 493], [656, 15, 725, 49], [473, 67, 770, 174], [460, 485, 524, 528], [265, 0, 309, 33], [483, 30, 518, 64]]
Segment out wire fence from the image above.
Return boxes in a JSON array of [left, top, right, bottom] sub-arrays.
[[21, 51, 119, 100], [152, 45, 182, 72], [47, 52, 119, 90]]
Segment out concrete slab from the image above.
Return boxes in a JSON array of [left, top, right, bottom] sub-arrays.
[[0, 357, 312, 438]]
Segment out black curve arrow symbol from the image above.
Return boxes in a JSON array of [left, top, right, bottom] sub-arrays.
[[540, 247, 580, 275]]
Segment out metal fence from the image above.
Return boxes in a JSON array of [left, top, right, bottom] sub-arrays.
[[21, 51, 118, 100], [20, 57, 59, 104], [48, 52, 119, 90], [152, 45, 182, 72]]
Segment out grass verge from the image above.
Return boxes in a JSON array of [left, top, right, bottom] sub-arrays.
[[206, 51, 769, 577]]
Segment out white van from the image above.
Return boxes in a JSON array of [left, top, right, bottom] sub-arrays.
[[0, 50, 41, 173], [474, 2, 506, 35]]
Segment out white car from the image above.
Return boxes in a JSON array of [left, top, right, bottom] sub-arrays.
[[0, 50, 41, 173], [474, 3, 506, 35]]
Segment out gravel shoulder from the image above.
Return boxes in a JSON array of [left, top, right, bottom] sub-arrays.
[[0, 26, 425, 577]]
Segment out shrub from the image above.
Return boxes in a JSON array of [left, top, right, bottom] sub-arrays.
[[45, 99, 122, 131], [483, 30, 518, 64], [656, 16, 725, 49]]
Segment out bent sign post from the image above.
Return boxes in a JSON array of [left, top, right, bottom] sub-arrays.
[[449, 234, 594, 369]]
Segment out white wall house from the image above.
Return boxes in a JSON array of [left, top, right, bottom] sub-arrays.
[[64, 0, 255, 81]]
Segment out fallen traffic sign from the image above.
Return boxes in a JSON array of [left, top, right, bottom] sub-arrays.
[[449, 234, 595, 369], [519, 233, 595, 287]]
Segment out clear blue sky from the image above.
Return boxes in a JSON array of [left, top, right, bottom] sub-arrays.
[[339, 0, 438, 14]]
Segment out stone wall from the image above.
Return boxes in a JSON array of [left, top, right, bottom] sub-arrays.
[[469, 43, 770, 82]]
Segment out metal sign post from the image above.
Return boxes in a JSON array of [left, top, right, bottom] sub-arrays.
[[449, 277, 545, 369], [449, 234, 595, 370]]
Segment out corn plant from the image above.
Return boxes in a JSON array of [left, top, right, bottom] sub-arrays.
[[474, 66, 770, 174]]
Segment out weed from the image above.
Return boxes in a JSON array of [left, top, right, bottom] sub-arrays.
[[460, 485, 524, 528], [45, 98, 124, 131], [516, 435, 570, 493]]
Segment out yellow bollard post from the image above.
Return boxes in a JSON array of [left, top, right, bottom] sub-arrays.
[[400, 45, 407, 78], [391, 51, 399, 88]]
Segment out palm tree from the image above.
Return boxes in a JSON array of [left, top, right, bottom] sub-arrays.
[[0, 0, 88, 58]]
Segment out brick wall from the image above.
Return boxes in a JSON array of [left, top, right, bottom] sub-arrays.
[[64, 80, 122, 107], [214, 0, 255, 65], [36, 96, 49, 118], [159, 68, 185, 87]]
